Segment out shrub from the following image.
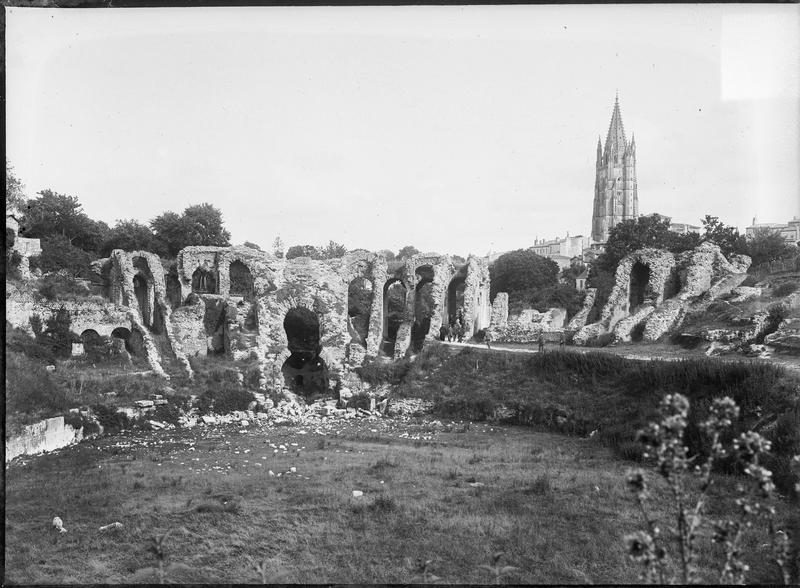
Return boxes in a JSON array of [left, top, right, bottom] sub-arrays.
[[348, 392, 372, 410], [196, 385, 254, 415], [756, 304, 787, 343], [6, 325, 56, 364], [38, 272, 91, 301], [5, 352, 69, 416], [473, 328, 487, 343], [91, 404, 132, 435], [39, 306, 79, 358], [433, 396, 496, 421], [356, 358, 411, 386], [586, 332, 614, 347], [153, 403, 182, 425], [28, 254, 42, 273]]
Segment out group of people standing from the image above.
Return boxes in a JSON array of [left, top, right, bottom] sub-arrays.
[[439, 310, 466, 343]]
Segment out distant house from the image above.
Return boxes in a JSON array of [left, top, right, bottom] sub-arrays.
[[746, 216, 800, 247], [575, 269, 589, 292], [529, 233, 591, 269], [668, 222, 703, 235]]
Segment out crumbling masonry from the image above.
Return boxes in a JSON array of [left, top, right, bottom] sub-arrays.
[[6, 247, 492, 394]]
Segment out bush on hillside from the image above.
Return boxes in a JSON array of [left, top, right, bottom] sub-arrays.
[[6, 326, 56, 364], [38, 272, 92, 301], [5, 352, 69, 417], [196, 385, 254, 415]]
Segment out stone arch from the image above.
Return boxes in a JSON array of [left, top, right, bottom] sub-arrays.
[[166, 273, 182, 310], [629, 261, 651, 312], [281, 307, 329, 397], [446, 276, 467, 327], [133, 274, 151, 328], [381, 279, 407, 356], [80, 329, 102, 351], [110, 326, 144, 356], [192, 266, 217, 294], [347, 277, 374, 348], [411, 265, 435, 351], [229, 260, 254, 299]]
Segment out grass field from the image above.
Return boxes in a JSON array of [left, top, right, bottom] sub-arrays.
[[4, 417, 793, 584]]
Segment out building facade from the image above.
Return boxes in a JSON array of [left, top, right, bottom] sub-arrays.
[[530, 233, 590, 268], [591, 95, 638, 244], [745, 217, 800, 246]]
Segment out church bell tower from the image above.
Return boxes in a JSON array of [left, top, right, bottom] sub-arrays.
[[591, 94, 638, 244]]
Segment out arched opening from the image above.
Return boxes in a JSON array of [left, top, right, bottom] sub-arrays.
[[166, 273, 182, 310], [229, 260, 254, 299], [348, 277, 374, 347], [381, 279, 407, 356], [192, 266, 217, 294], [204, 300, 227, 355], [281, 307, 329, 397], [80, 329, 102, 353], [110, 326, 140, 356], [411, 266, 435, 351], [133, 275, 151, 328], [446, 276, 466, 327], [629, 262, 651, 312]]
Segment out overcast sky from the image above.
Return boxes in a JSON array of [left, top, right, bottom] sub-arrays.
[[6, 5, 799, 258]]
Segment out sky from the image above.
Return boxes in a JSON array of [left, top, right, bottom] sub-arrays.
[[6, 5, 800, 258]]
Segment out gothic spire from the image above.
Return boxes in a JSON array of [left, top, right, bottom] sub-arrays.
[[604, 94, 627, 162]]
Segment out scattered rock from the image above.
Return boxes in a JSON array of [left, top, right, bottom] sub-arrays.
[[99, 522, 123, 532], [46, 365, 56, 372], [352, 490, 364, 498], [148, 420, 168, 430], [135, 400, 154, 409], [201, 415, 217, 425]]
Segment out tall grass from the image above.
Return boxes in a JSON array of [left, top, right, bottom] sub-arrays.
[[400, 348, 800, 493]]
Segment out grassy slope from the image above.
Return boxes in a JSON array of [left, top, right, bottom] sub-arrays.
[[4, 420, 790, 584]]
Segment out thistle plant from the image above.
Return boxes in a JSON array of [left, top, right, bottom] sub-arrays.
[[624, 394, 792, 584]]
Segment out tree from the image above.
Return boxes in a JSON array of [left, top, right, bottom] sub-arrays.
[[21, 190, 108, 253], [560, 258, 587, 284], [322, 240, 347, 259], [243, 241, 262, 251], [102, 219, 156, 256], [701, 215, 747, 258], [6, 160, 26, 213], [397, 245, 420, 260], [182, 203, 231, 248], [272, 236, 284, 258], [285, 245, 320, 260], [489, 249, 559, 301], [745, 227, 797, 266], [38, 234, 96, 279], [150, 203, 231, 257], [379, 249, 395, 261]]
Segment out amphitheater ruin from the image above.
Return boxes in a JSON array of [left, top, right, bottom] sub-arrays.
[[7, 238, 769, 397]]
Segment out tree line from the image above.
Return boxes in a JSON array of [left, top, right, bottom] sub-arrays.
[[5, 160, 446, 280]]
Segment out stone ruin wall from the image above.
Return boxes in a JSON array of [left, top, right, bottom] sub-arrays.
[[487, 295, 568, 343], [573, 242, 752, 345], [39, 247, 492, 392]]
